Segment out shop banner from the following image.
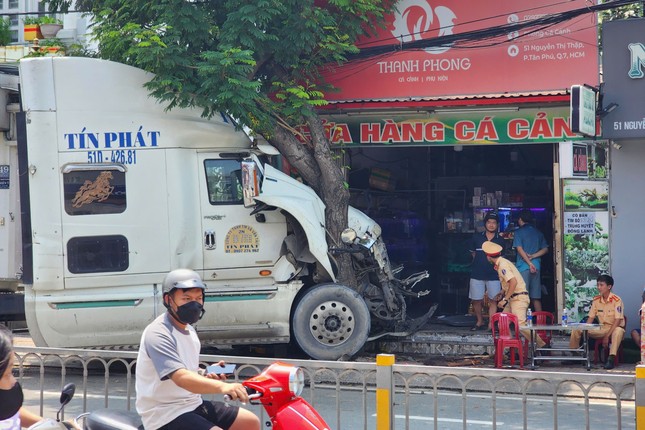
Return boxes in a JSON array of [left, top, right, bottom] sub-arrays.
[[600, 18, 645, 139], [562, 179, 609, 322], [564, 212, 595, 235], [323, 0, 599, 101], [321, 107, 583, 146]]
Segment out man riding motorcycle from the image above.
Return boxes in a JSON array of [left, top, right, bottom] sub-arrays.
[[135, 269, 260, 430]]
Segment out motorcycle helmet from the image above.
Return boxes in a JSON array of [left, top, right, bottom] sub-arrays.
[[162, 269, 206, 295]]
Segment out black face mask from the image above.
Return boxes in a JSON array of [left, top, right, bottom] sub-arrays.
[[172, 300, 205, 325], [0, 381, 23, 420]]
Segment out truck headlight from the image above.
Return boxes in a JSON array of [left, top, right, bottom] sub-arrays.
[[340, 228, 357, 244], [372, 223, 382, 237]]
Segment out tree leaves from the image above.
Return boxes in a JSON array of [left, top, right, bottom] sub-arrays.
[[59, 0, 394, 134]]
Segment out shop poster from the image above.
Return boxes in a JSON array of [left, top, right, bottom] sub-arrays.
[[562, 179, 609, 322]]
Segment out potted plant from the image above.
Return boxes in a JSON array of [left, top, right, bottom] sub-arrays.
[[37, 38, 65, 55], [38, 17, 63, 39], [23, 16, 42, 41]]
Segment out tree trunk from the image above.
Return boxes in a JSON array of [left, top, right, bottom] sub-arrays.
[[305, 108, 355, 287], [268, 111, 356, 287]]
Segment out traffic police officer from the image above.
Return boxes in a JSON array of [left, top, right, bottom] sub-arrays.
[[569, 274, 625, 369], [482, 241, 546, 348]]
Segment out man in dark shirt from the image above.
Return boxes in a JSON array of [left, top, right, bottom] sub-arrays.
[[469, 211, 506, 330]]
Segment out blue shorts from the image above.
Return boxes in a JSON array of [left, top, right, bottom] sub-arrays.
[[520, 270, 542, 299], [469, 279, 502, 300]]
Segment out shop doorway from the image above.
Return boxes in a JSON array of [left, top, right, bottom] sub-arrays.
[[344, 143, 556, 317]]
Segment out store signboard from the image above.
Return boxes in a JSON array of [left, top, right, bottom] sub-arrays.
[[322, 0, 599, 101], [562, 179, 609, 323], [601, 18, 645, 138], [559, 141, 588, 178], [320, 107, 584, 147], [571, 144, 588, 176], [570, 85, 597, 137]]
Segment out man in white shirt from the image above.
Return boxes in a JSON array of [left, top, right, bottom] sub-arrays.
[[136, 269, 260, 430]]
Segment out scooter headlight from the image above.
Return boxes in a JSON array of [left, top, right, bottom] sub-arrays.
[[289, 366, 305, 397]]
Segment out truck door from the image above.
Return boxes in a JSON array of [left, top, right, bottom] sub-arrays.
[[198, 154, 287, 279], [0, 143, 21, 293]]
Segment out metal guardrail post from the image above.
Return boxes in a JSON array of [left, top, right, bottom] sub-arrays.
[[641, 302, 645, 364], [637, 365, 645, 429], [376, 353, 395, 430]]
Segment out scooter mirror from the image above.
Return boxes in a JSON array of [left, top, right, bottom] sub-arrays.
[[59, 383, 76, 406], [56, 383, 76, 422]]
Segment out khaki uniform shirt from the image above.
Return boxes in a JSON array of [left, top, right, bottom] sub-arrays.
[[493, 257, 528, 296], [589, 292, 624, 328]]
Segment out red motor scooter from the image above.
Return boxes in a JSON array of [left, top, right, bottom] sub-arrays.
[[75, 362, 331, 430], [231, 362, 331, 430]]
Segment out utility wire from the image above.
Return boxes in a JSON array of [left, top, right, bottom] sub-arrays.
[[356, 0, 587, 48], [347, 0, 640, 60]]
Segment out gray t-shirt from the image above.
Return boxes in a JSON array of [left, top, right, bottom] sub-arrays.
[[135, 313, 202, 430]]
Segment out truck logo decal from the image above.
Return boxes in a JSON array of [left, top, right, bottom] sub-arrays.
[[64, 126, 161, 149], [72, 171, 115, 208], [224, 225, 259, 254]]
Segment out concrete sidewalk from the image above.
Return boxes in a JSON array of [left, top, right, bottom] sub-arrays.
[[11, 324, 637, 375], [371, 321, 638, 375]]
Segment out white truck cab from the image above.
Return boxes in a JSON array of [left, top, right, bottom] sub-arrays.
[[0, 57, 431, 360]]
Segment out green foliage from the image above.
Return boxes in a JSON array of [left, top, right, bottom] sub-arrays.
[[65, 42, 97, 57], [38, 16, 63, 25], [49, 0, 396, 137], [599, 0, 643, 21], [564, 187, 608, 210], [597, 1, 643, 45], [23, 15, 63, 25], [564, 219, 609, 285], [24, 38, 66, 58], [38, 37, 64, 47], [23, 16, 40, 25], [0, 18, 11, 46], [591, 164, 606, 179]]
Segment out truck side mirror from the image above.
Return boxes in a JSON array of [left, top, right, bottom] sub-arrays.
[[241, 161, 260, 208]]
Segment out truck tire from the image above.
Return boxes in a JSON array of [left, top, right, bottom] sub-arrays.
[[292, 283, 370, 360]]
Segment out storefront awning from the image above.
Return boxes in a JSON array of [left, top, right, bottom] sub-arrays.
[[319, 91, 570, 113]]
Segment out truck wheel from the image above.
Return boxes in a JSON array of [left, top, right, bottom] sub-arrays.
[[292, 283, 370, 360]]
